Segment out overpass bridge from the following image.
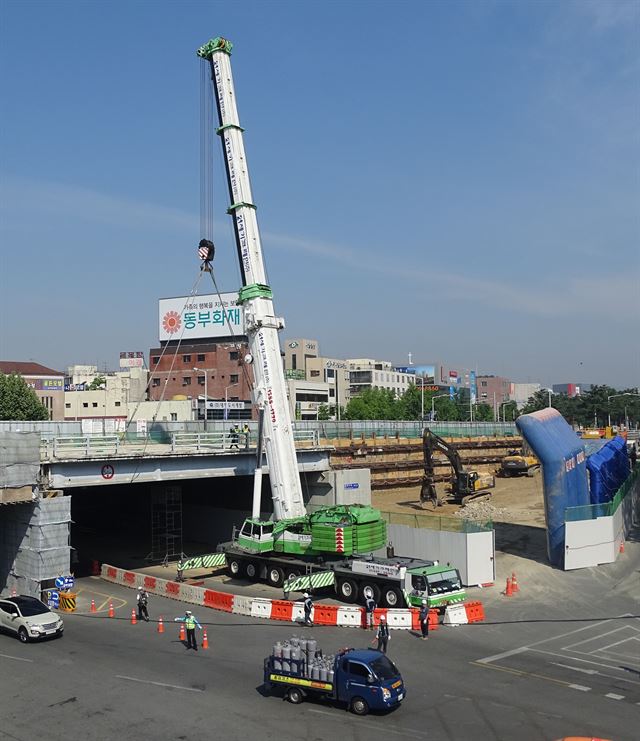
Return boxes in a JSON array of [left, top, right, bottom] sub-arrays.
[[39, 431, 332, 490]]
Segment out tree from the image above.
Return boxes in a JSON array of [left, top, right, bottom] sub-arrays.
[[88, 375, 106, 390], [317, 404, 330, 421], [474, 403, 494, 421], [0, 373, 49, 420], [343, 388, 400, 420]]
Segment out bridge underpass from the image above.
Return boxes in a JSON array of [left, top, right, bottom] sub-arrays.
[[1, 431, 372, 593]]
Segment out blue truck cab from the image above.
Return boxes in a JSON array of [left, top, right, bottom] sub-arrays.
[[264, 647, 405, 715]]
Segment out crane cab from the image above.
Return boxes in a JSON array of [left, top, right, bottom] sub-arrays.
[[236, 518, 275, 553]]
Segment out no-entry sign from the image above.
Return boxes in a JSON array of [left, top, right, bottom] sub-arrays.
[[101, 464, 115, 480]]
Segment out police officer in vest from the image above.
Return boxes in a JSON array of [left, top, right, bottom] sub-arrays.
[[175, 610, 202, 650]]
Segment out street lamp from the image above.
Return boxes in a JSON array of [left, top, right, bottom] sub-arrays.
[[193, 367, 208, 430], [430, 394, 448, 422], [499, 400, 511, 423], [547, 389, 552, 408], [607, 393, 640, 427], [224, 382, 239, 421]]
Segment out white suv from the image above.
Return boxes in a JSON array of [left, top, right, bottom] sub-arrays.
[[0, 595, 64, 642]]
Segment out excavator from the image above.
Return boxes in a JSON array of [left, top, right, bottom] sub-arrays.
[[420, 429, 495, 509], [499, 448, 540, 477]]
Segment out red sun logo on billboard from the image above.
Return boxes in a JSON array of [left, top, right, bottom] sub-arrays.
[[162, 310, 182, 335]]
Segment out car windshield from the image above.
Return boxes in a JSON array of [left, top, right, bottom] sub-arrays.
[[370, 655, 400, 681], [14, 597, 50, 617], [427, 569, 462, 591]]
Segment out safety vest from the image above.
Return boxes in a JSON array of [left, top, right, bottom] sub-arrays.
[[185, 617, 196, 630]]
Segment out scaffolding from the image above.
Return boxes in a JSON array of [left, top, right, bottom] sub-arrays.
[[147, 486, 183, 565]]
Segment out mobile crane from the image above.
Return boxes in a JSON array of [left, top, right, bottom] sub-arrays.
[[420, 429, 495, 508], [177, 37, 466, 612]]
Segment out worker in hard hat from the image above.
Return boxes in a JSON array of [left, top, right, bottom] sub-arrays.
[[375, 614, 390, 654], [174, 609, 202, 650], [302, 592, 314, 626], [136, 586, 150, 622], [419, 598, 429, 640]]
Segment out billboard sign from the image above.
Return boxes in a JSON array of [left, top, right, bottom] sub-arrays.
[[159, 292, 245, 342], [120, 351, 144, 368], [470, 370, 477, 404], [413, 365, 436, 384]]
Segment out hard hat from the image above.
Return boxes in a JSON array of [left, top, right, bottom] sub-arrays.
[[380, 615, 386, 621], [185, 610, 192, 615], [303, 592, 309, 598]]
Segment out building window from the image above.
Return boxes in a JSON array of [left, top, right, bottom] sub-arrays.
[[229, 351, 239, 361], [115, 401, 121, 407], [481, 381, 487, 387], [170, 413, 178, 421], [83, 403, 88, 408], [310, 370, 320, 377], [292, 354, 297, 370], [197, 376, 205, 385], [152, 378, 160, 387], [183, 354, 191, 363], [65, 403, 71, 409], [230, 374, 239, 383], [197, 354, 205, 362], [152, 356, 160, 366], [182, 377, 191, 386], [92, 402, 98, 408]]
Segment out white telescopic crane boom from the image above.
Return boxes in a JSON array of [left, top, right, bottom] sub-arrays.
[[197, 37, 306, 521]]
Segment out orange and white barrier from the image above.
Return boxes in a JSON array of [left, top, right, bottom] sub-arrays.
[[101, 564, 482, 631]]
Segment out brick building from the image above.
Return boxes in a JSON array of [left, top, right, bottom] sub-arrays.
[[148, 341, 254, 421]]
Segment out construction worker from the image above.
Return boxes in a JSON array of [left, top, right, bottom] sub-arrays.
[[364, 592, 376, 630], [174, 610, 202, 650], [242, 423, 250, 449], [303, 592, 313, 626], [229, 423, 240, 449], [375, 614, 390, 653], [419, 599, 429, 640], [136, 587, 149, 622]]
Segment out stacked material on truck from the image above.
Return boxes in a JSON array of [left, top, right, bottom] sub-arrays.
[[272, 636, 335, 682], [309, 505, 386, 555]]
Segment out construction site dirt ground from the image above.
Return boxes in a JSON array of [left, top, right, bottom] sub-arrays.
[[372, 472, 546, 528]]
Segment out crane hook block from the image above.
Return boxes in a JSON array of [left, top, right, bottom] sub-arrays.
[[196, 37, 233, 59], [198, 238, 215, 268]]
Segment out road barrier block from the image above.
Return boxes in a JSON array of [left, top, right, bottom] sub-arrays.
[[464, 601, 485, 623], [312, 604, 338, 626], [251, 598, 272, 619], [443, 603, 468, 627], [270, 600, 294, 621], [385, 609, 412, 629], [106, 566, 117, 580], [123, 571, 136, 585], [290, 602, 306, 623], [428, 609, 440, 631], [411, 608, 421, 631], [372, 608, 388, 627], [203, 589, 233, 612], [165, 581, 181, 599], [231, 595, 253, 616], [337, 606, 363, 627], [143, 576, 157, 591]]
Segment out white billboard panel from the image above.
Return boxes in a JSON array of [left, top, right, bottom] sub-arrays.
[[158, 292, 245, 342]]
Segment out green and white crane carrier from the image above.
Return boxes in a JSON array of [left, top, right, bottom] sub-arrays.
[[177, 36, 466, 613]]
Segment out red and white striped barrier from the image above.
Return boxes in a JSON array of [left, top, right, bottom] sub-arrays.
[[101, 564, 481, 630]]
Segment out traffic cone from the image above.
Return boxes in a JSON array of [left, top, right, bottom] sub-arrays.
[[157, 616, 165, 634], [202, 629, 209, 650], [108, 602, 115, 618], [90, 599, 97, 613], [131, 609, 137, 625], [504, 577, 513, 597], [619, 540, 625, 554], [511, 572, 519, 593], [179, 622, 185, 641]]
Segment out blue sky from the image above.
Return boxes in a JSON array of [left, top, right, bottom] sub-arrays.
[[1, 0, 638, 389]]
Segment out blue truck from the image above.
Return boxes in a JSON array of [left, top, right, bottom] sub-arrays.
[[263, 646, 405, 715]]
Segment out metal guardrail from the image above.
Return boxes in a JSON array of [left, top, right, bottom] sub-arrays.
[[40, 429, 321, 459]]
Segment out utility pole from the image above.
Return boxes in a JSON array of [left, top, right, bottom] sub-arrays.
[[193, 367, 208, 430]]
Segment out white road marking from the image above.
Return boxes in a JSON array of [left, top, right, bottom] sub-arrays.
[[306, 708, 427, 736], [476, 646, 528, 664], [116, 675, 203, 692], [563, 626, 627, 651], [605, 693, 625, 700], [598, 634, 640, 652], [0, 653, 33, 663], [550, 662, 598, 675], [569, 684, 591, 691]]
